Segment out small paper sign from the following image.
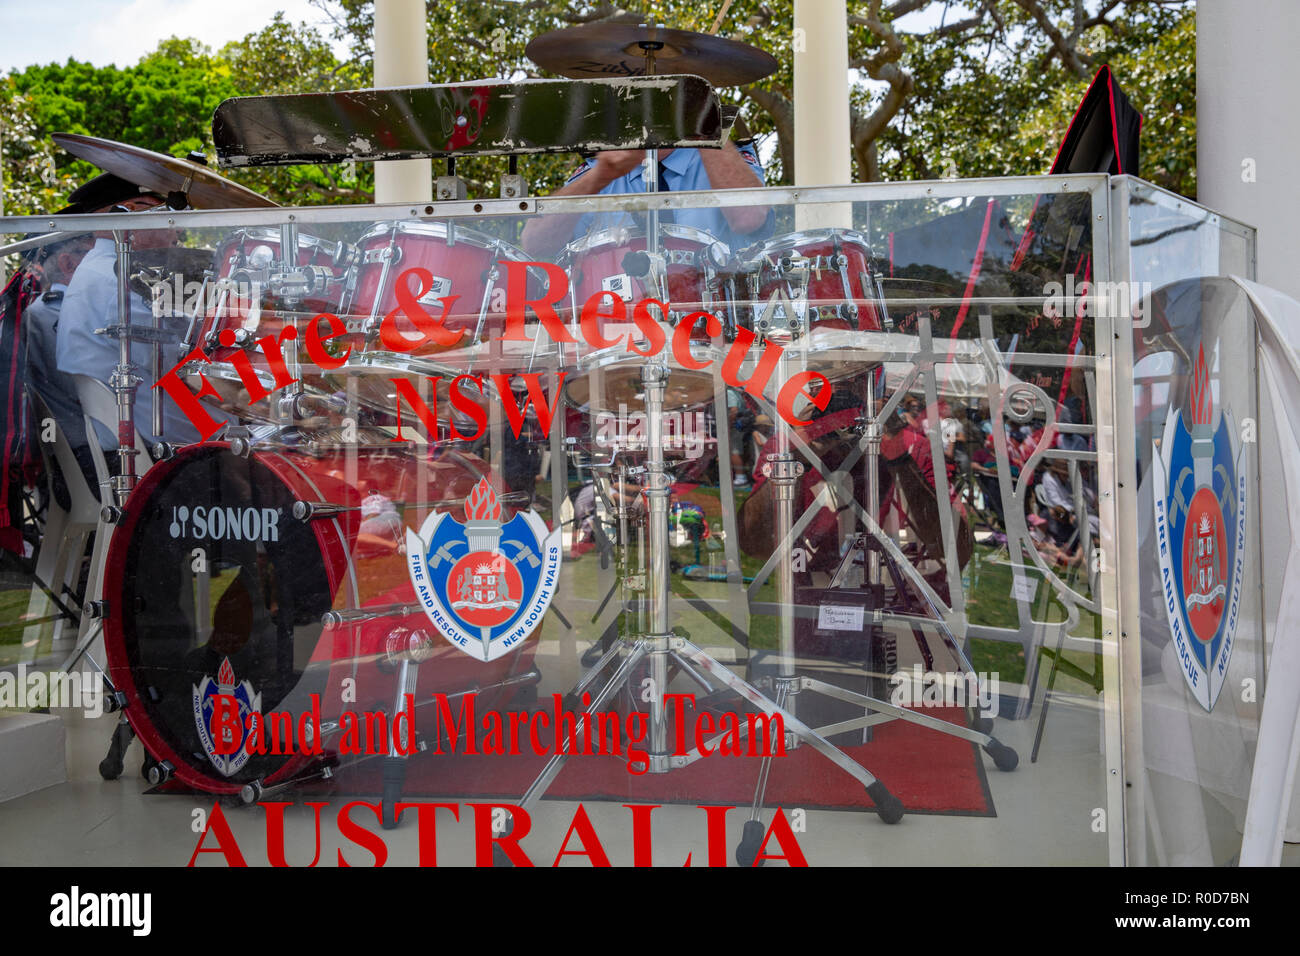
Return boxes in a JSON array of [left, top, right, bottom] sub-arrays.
[[817, 604, 865, 631], [1011, 572, 1038, 603]]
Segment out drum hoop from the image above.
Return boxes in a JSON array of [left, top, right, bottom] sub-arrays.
[[356, 218, 525, 255], [740, 227, 873, 260], [562, 222, 731, 259], [217, 226, 342, 260], [347, 350, 513, 385]]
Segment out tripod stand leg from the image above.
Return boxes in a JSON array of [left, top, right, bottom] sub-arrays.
[[879, 538, 1009, 741], [736, 681, 788, 866], [381, 656, 421, 829], [668, 650, 714, 695], [515, 642, 648, 815], [58, 619, 103, 673], [802, 675, 1019, 771], [569, 629, 626, 707], [677, 641, 904, 824], [99, 714, 133, 781]]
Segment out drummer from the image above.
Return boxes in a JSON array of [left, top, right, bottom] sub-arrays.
[[520, 139, 774, 257], [56, 187, 211, 446], [25, 174, 175, 490]]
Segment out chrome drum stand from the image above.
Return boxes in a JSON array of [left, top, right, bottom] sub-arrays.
[[505, 357, 908, 865]]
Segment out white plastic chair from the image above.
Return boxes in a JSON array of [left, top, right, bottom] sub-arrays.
[[58, 375, 154, 669], [22, 393, 99, 652]]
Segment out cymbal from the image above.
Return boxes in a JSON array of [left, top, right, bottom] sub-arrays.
[[53, 133, 277, 209], [527, 22, 777, 88]]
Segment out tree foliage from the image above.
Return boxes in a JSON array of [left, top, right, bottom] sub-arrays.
[[2, 0, 1196, 215], [1, 14, 369, 214]]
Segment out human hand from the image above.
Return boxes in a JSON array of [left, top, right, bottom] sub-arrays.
[[594, 150, 649, 178]]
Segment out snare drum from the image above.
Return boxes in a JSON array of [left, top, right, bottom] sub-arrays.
[[101, 442, 535, 796], [739, 229, 885, 336], [561, 225, 735, 339]]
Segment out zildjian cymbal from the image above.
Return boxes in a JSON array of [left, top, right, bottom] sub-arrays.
[[526, 22, 777, 87], [53, 132, 277, 209]]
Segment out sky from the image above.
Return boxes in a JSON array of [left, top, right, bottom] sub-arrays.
[[0, 0, 352, 72]]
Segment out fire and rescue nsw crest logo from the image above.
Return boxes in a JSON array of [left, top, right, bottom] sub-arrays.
[[193, 656, 261, 776], [1152, 345, 1249, 713], [406, 478, 561, 662]]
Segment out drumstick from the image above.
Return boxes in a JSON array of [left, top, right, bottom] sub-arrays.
[[708, 0, 735, 35]]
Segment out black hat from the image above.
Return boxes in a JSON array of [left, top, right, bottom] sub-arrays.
[[56, 173, 163, 214]]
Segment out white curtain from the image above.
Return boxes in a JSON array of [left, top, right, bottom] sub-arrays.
[[1237, 277, 1300, 864]]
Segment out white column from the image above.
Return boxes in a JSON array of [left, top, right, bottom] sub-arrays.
[[1199, 0, 1300, 860], [373, 0, 432, 204], [793, 0, 851, 227], [1197, 0, 1300, 299]]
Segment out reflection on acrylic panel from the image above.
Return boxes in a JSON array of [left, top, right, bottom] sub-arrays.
[[7, 177, 1257, 866]]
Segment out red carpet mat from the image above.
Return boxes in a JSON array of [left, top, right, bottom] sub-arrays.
[[304, 704, 996, 816]]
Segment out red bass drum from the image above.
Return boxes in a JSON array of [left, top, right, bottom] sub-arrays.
[[101, 441, 540, 816]]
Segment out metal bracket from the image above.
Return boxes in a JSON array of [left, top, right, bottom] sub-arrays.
[[436, 176, 469, 201]]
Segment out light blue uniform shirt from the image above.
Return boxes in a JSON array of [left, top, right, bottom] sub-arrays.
[[25, 282, 92, 451], [568, 145, 774, 253], [56, 238, 201, 445]]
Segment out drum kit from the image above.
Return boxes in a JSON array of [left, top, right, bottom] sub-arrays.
[[41, 19, 1018, 861]]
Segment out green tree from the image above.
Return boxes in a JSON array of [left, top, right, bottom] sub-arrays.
[[217, 13, 374, 205], [3, 0, 1198, 213], [2, 14, 371, 211], [322, 0, 1194, 195], [0, 76, 78, 216]]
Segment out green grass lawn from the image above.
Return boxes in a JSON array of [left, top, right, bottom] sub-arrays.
[[963, 542, 1102, 692], [0, 584, 49, 668]]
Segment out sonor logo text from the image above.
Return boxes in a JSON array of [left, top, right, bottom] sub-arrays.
[[168, 505, 281, 542]]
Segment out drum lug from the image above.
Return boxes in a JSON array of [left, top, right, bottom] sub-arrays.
[[225, 425, 254, 459], [385, 626, 436, 666], [104, 689, 128, 714], [207, 327, 254, 352], [239, 780, 264, 805], [332, 240, 358, 269], [146, 760, 174, 786], [293, 499, 350, 521], [152, 441, 176, 462], [84, 600, 108, 621], [322, 603, 425, 630], [100, 504, 123, 525]]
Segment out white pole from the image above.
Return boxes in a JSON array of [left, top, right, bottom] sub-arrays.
[[793, 0, 851, 227], [1198, 0, 1300, 300], [373, 0, 433, 204], [1199, 0, 1300, 859]]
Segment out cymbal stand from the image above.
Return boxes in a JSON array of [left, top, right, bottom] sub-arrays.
[[109, 230, 141, 506], [276, 221, 307, 426], [731, 364, 1021, 864], [84, 229, 144, 782], [505, 357, 906, 864]]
